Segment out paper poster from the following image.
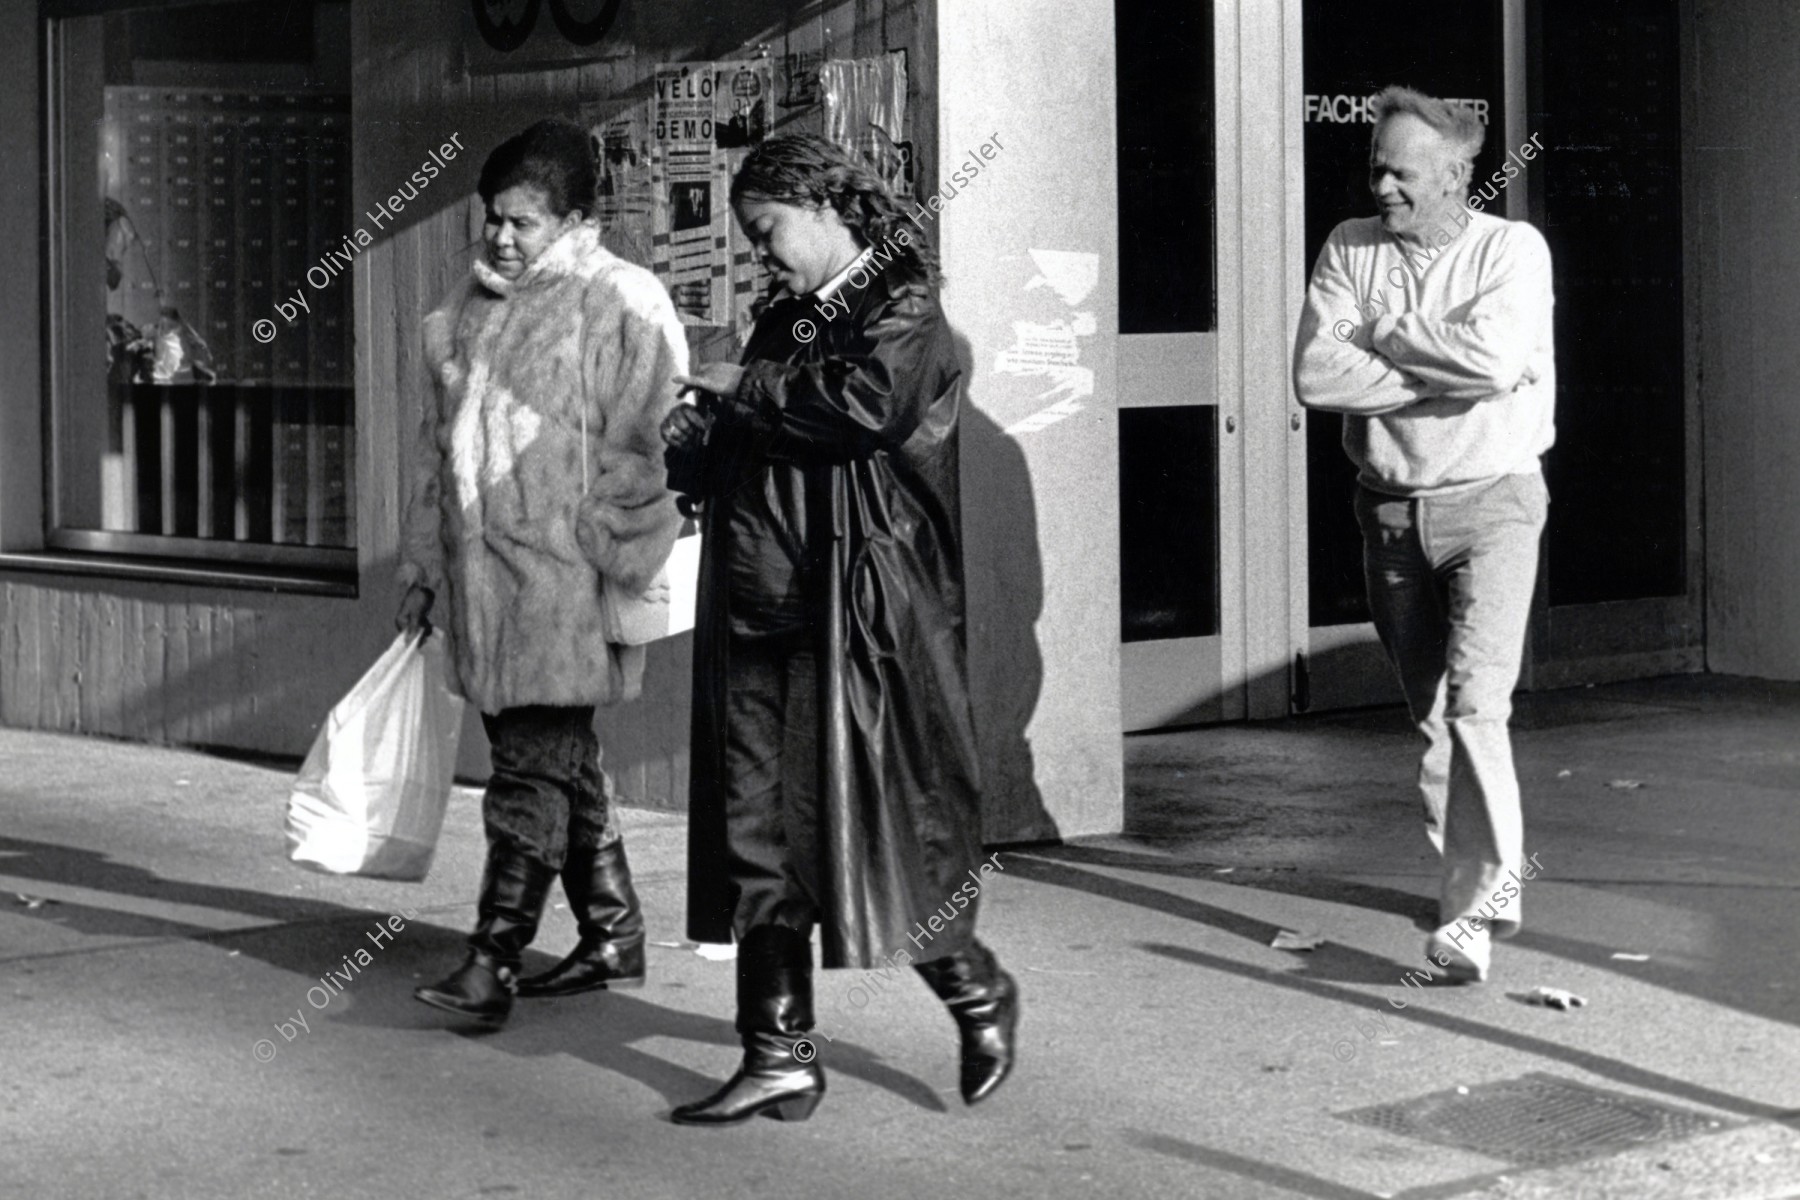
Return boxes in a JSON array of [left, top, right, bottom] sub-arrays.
[[588, 101, 655, 270], [719, 60, 776, 342], [651, 60, 773, 331], [781, 49, 825, 111], [819, 52, 911, 199], [1000, 250, 1101, 435]]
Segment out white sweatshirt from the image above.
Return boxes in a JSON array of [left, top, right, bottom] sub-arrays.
[[1292, 210, 1555, 496]]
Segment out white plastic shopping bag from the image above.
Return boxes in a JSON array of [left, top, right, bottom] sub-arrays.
[[664, 531, 700, 637], [599, 529, 701, 644], [285, 631, 464, 881]]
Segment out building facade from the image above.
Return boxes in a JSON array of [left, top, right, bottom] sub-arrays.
[[0, 0, 1793, 845]]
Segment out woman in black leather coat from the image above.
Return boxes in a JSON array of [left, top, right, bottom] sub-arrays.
[[661, 133, 1019, 1126]]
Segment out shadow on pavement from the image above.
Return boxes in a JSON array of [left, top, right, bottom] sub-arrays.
[[998, 849, 1793, 1124], [1, 832, 947, 1115]]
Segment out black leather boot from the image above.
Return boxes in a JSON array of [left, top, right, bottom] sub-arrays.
[[915, 939, 1020, 1104], [670, 926, 825, 1126], [414, 847, 557, 1028], [516, 838, 646, 997]]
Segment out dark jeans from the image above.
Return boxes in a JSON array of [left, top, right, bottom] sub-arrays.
[[481, 705, 619, 870], [721, 631, 823, 938]]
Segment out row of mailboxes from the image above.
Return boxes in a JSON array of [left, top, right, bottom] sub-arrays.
[[107, 87, 353, 389]]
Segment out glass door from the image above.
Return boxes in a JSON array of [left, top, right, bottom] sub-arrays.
[[1115, 0, 1227, 731], [1119, 0, 1695, 729], [1118, 0, 1310, 730], [1291, 0, 1698, 713]]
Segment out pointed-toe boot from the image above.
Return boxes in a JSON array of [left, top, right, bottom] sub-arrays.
[[671, 926, 825, 1126], [916, 939, 1020, 1105]]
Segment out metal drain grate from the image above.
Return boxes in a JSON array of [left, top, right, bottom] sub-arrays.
[[1337, 1073, 1728, 1167]]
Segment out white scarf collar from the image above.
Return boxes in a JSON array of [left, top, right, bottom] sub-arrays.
[[810, 247, 874, 303], [471, 221, 603, 296]]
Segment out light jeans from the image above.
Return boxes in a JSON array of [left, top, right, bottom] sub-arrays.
[[1355, 471, 1548, 932]]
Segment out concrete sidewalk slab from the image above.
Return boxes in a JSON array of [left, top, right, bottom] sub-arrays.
[[3, 675, 1797, 1198]]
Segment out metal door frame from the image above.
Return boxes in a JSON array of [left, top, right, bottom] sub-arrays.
[[1119, 0, 1306, 731]]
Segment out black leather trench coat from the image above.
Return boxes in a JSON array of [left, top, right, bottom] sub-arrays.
[[677, 274, 987, 969]]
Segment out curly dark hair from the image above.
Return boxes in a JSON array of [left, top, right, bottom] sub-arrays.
[[730, 133, 941, 288], [478, 118, 599, 220]]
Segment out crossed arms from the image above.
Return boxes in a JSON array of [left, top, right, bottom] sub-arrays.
[[1293, 222, 1552, 416]]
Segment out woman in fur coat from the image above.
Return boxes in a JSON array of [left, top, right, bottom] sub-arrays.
[[661, 133, 1019, 1125], [398, 119, 689, 1028]]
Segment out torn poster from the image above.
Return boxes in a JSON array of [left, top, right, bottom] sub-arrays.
[[998, 250, 1102, 435], [589, 101, 656, 270], [819, 52, 912, 198]]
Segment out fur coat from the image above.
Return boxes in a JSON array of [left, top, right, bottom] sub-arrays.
[[401, 222, 688, 713]]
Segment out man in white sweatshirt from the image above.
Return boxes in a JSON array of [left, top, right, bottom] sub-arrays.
[[1293, 86, 1554, 983]]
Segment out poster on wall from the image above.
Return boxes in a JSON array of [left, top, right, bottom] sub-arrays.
[[780, 49, 825, 112], [716, 58, 777, 341], [650, 59, 773, 346], [589, 102, 656, 270], [819, 52, 911, 199]]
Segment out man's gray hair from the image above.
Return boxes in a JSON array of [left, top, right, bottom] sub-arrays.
[[1371, 85, 1486, 168]]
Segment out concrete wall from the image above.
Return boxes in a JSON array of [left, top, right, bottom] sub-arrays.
[[937, 3, 1124, 841], [1691, 0, 1800, 679]]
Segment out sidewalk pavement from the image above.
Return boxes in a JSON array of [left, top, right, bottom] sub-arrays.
[[3, 673, 1798, 1199]]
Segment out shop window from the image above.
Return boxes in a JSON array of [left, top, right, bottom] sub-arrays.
[[44, 0, 353, 577]]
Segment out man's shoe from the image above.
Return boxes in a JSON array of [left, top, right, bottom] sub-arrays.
[[1425, 921, 1491, 983], [516, 839, 647, 998]]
